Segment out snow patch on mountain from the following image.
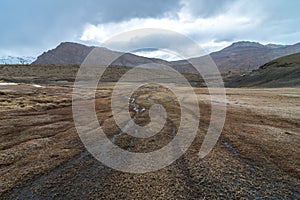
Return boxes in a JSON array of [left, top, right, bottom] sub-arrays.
[[0, 56, 35, 64]]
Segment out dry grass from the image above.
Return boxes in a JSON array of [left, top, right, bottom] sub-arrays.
[[0, 82, 299, 198]]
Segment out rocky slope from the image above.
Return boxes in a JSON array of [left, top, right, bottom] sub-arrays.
[[32, 42, 171, 68], [227, 52, 300, 87], [171, 41, 300, 72], [32, 42, 93, 65], [32, 41, 300, 73]]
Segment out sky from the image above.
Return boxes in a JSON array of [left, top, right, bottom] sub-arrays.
[[0, 0, 300, 60]]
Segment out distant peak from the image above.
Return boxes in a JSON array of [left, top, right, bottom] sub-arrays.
[[57, 42, 89, 48], [230, 41, 264, 47], [0, 56, 35, 64], [56, 41, 110, 51], [265, 43, 286, 49]]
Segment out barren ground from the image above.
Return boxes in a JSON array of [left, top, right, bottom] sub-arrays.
[[0, 82, 299, 199]]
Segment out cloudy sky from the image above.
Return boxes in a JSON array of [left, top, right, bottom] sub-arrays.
[[1, 0, 299, 60]]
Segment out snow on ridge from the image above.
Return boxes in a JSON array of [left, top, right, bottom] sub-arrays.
[[0, 56, 36, 64]]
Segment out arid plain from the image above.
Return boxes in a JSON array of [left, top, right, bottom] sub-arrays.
[[0, 65, 299, 199]]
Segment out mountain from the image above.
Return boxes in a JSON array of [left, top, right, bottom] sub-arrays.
[[32, 41, 300, 73], [265, 44, 287, 49], [227, 52, 300, 87], [171, 41, 300, 72], [32, 42, 171, 68], [0, 56, 35, 64], [32, 42, 93, 65]]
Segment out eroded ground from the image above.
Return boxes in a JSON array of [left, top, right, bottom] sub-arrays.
[[0, 83, 299, 199]]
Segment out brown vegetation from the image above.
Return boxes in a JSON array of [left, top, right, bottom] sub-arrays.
[[0, 81, 299, 199]]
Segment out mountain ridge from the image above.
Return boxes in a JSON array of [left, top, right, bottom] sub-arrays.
[[32, 41, 300, 73], [171, 41, 300, 72], [32, 42, 172, 69], [0, 56, 35, 64]]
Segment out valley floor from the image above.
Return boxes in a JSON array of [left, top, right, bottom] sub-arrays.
[[0, 83, 299, 199]]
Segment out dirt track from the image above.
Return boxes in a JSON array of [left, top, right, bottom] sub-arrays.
[[0, 83, 299, 199]]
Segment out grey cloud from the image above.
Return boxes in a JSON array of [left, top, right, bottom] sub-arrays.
[[0, 0, 181, 56], [0, 0, 299, 56], [104, 30, 205, 58], [88, 0, 182, 22], [183, 0, 236, 18]]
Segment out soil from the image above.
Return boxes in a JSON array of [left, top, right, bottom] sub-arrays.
[[0, 83, 299, 199]]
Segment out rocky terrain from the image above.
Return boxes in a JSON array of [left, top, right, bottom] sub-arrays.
[[227, 52, 300, 87], [32, 42, 94, 65], [32, 41, 300, 74], [172, 41, 300, 72], [32, 42, 172, 68]]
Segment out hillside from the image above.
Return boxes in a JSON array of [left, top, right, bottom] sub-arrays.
[[32, 41, 300, 74], [227, 52, 300, 87], [32, 41, 300, 73], [32, 42, 171, 68], [32, 42, 94, 65], [171, 41, 300, 72]]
